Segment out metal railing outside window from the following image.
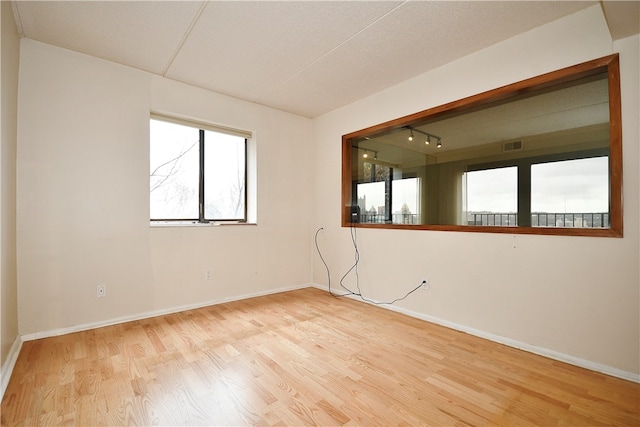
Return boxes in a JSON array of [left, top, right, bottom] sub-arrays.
[[467, 212, 609, 228]]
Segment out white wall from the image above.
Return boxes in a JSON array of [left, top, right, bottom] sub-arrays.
[[16, 40, 313, 336], [312, 6, 640, 376], [1, 0, 20, 368]]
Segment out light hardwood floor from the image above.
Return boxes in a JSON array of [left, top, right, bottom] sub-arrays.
[[2, 288, 638, 426]]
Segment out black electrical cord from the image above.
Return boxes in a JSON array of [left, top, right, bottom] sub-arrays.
[[315, 227, 354, 298], [314, 226, 425, 305], [339, 224, 361, 296]]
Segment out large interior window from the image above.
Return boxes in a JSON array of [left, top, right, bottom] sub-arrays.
[[342, 54, 622, 237], [150, 116, 248, 223]]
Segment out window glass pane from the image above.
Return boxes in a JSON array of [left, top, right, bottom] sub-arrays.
[[531, 157, 608, 228], [204, 130, 246, 220], [150, 119, 199, 219], [357, 181, 385, 223], [466, 167, 517, 226], [392, 178, 420, 224]]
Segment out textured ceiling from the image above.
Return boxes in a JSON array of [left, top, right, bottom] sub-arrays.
[[11, 1, 639, 118]]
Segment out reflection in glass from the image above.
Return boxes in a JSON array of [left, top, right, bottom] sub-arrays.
[[354, 153, 423, 224], [465, 167, 517, 226], [346, 56, 620, 236], [392, 178, 420, 224], [357, 181, 385, 223], [531, 157, 609, 228]]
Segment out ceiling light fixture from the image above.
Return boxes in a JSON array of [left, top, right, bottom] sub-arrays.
[[362, 149, 378, 159], [406, 127, 442, 149]]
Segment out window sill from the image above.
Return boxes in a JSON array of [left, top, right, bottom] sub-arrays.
[[150, 221, 256, 228]]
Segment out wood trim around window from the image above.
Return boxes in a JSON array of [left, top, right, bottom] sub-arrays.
[[342, 54, 622, 237]]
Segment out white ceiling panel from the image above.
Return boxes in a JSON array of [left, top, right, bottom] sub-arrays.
[[14, 0, 206, 74], [165, 1, 402, 103], [255, 1, 597, 117], [11, 0, 637, 118]]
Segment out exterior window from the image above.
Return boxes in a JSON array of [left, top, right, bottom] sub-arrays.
[[357, 162, 391, 223], [466, 167, 518, 226], [531, 157, 609, 228], [392, 178, 420, 224], [150, 117, 247, 223], [356, 162, 421, 224], [464, 154, 609, 229]]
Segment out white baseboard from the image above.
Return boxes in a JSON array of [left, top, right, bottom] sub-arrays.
[[1, 335, 23, 401], [21, 283, 311, 342], [310, 283, 640, 384]]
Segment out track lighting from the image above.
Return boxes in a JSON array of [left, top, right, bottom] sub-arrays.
[[362, 149, 378, 159], [405, 127, 442, 149]]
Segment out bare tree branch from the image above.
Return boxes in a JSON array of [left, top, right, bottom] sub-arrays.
[[150, 141, 197, 193]]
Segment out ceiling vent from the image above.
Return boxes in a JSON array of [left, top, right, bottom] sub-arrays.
[[503, 140, 523, 152]]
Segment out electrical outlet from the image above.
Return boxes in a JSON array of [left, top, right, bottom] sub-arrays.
[[421, 279, 429, 290], [205, 269, 211, 280], [97, 284, 106, 298]]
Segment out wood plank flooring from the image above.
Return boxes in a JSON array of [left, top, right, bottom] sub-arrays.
[[2, 287, 638, 426]]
